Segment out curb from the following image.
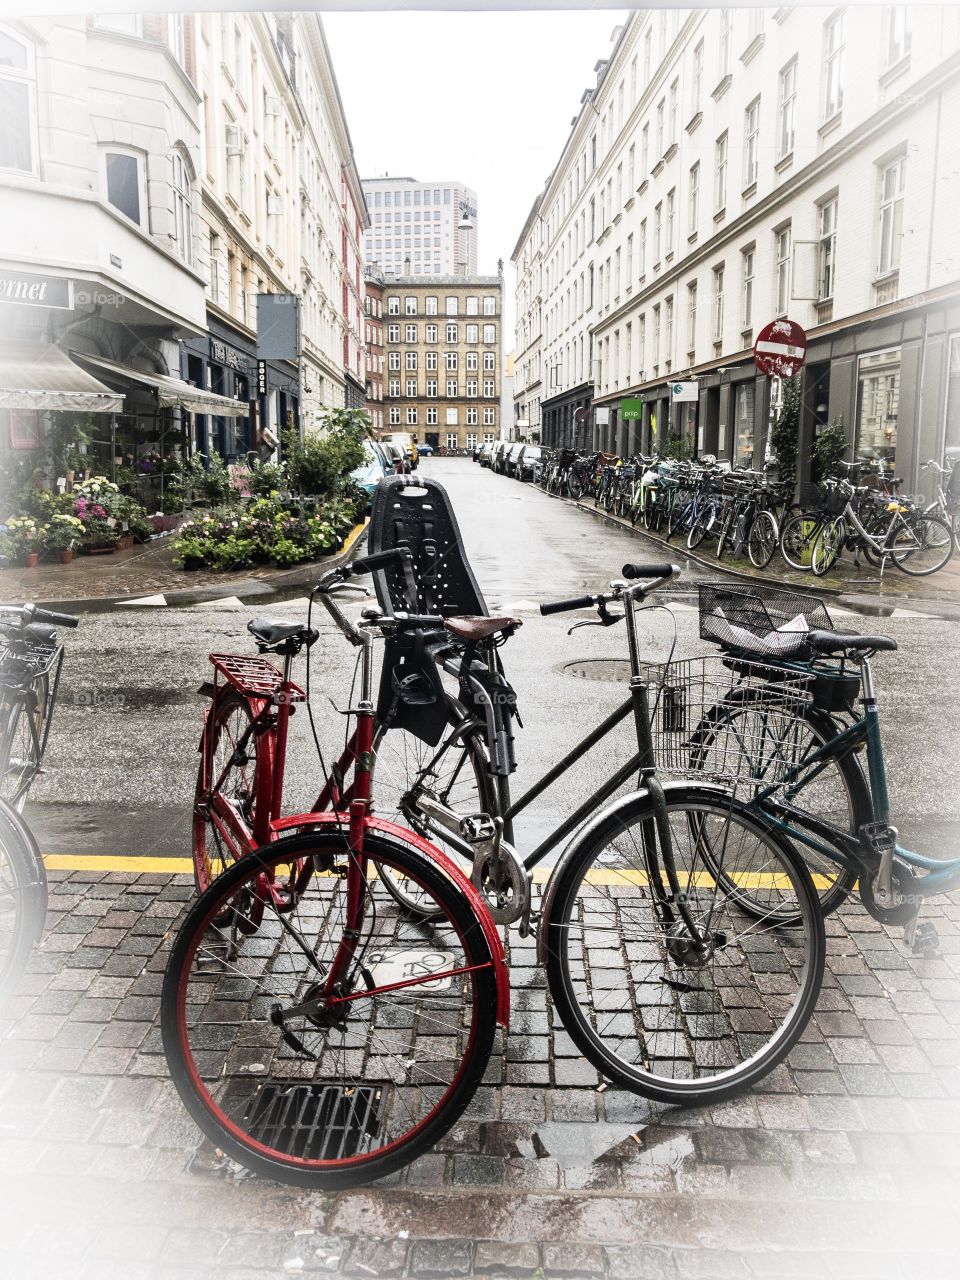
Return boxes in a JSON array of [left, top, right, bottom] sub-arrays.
[[20, 520, 369, 613]]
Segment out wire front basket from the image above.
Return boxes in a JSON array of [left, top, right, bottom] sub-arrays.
[[0, 635, 62, 684], [698, 584, 833, 655], [639, 655, 816, 790]]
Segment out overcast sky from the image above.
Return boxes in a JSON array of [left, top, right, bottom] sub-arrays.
[[323, 7, 630, 338]]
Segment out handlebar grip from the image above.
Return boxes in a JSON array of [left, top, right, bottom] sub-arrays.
[[621, 563, 677, 580], [344, 547, 413, 577], [31, 607, 80, 628], [540, 594, 601, 616]]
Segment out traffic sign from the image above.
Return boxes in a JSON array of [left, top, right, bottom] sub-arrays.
[[753, 319, 808, 379]]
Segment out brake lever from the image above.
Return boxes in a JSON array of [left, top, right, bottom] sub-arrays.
[[567, 602, 625, 635]]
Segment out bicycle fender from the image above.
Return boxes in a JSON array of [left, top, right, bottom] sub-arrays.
[[268, 811, 510, 1028]]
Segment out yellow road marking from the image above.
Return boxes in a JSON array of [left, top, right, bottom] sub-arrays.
[[44, 853, 836, 891]]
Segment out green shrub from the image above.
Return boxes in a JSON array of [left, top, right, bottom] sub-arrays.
[[813, 418, 849, 483], [769, 375, 801, 484], [283, 410, 368, 497]]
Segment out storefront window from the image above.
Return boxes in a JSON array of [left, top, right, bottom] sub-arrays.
[[734, 382, 755, 468], [945, 334, 960, 459], [856, 347, 900, 465]]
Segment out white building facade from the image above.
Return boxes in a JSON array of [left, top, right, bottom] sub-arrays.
[[517, 7, 960, 492], [362, 177, 478, 276]]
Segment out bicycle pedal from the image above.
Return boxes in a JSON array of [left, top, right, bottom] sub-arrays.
[[859, 821, 898, 854], [911, 920, 940, 957], [459, 814, 496, 842]]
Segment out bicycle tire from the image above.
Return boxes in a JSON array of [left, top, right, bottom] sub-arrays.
[[162, 829, 499, 1189], [779, 512, 822, 571], [687, 508, 710, 550], [193, 691, 271, 896], [372, 707, 494, 917], [890, 514, 954, 576], [715, 509, 734, 559], [0, 798, 46, 1004], [0, 672, 50, 812], [568, 474, 583, 501], [811, 517, 844, 576], [545, 784, 825, 1105], [687, 697, 865, 916], [747, 510, 779, 569]]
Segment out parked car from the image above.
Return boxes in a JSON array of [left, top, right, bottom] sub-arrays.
[[417, 441, 435, 457], [492, 442, 511, 474], [380, 431, 418, 468], [516, 445, 542, 482], [478, 441, 495, 468], [381, 441, 408, 475], [504, 444, 526, 477], [350, 439, 389, 507]]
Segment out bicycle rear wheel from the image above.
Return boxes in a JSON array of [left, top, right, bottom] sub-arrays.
[[747, 510, 779, 569], [545, 785, 825, 1105], [162, 830, 499, 1188], [0, 673, 50, 812], [811, 518, 844, 576], [890, 514, 953, 576], [779, 513, 821, 571], [0, 799, 46, 1004]]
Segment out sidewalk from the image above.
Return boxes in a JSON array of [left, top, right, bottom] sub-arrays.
[[0, 522, 368, 611], [1, 864, 958, 1279]]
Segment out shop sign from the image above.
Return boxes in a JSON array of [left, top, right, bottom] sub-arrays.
[[595, 407, 610, 426], [671, 382, 699, 403], [0, 270, 73, 310], [621, 397, 643, 420], [256, 360, 268, 396], [211, 340, 246, 371]]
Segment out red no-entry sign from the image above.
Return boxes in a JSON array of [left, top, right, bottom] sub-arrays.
[[754, 319, 808, 379]]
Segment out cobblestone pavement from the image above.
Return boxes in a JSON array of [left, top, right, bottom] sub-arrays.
[[1, 868, 959, 1279]]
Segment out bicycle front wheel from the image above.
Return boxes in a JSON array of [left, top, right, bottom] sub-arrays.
[[0, 673, 50, 812], [162, 829, 499, 1189], [890, 514, 954, 576], [0, 799, 46, 1004], [747, 510, 779, 569], [811, 518, 844, 576], [545, 785, 825, 1105], [779, 513, 820, 571]]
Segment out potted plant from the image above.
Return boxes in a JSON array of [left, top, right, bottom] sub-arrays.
[[45, 513, 84, 564], [5, 516, 44, 567]]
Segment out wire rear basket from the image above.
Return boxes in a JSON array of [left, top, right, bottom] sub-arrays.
[[0, 636, 62, 683], [698, 584, 833, 655], [639, 654, 817, 789]]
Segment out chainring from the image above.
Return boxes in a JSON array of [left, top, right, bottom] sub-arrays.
[[858, 858, 920, 925]]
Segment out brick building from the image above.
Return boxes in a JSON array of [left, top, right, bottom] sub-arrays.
[[363, 268, 385, 434]]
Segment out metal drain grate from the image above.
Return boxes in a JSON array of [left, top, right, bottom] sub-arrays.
[[243, 1081, 384, 1160]]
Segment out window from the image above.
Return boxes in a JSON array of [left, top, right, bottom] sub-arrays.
[[446, 379, 458, 397], [426, 379, 438, 397], [207, 230, 219, 301], [426, 407, 438, 425], [389, 407, 401, 425], [878, 157, 905, 274], [654, 203, 662, 262], [640, 123, 649, 179], [425, 296, 438, 315], [818, 198, 838, 299], [666, 189, 675, 256], [626, 233, 634, 286], [467, 407, 479, 425], [687, 281, 697, 351], [715, 134, 728, 212], [466, 379, 478, 398], [669, 80, 679, 147], [742, 247, 755, 328], [405, 407, 417, 426], [446, 322, 458, 343], [388, 324, 400, 342], [466, 351, 479, 372], [483, 296, 496, 315], [0, 24, 37, 173], [778, 59, 798, 160], [388, 352, 400, 372], [483, 408, 496, 426], [405, 296, 417, 315], [691, 40, 704, 118], [405, 351, 418, 371], [885, 8, 911, 69], [719, 9, 732, 80], [425, 323, 438, 344], [388, 379, 400, 397], [445, 296, 458, 315], [388, 296, 400, 314], [656, 99, 665, 156], [425, 350, 438, 371], [713, 265, 725, 342], [734, 383, 756, 469], [823, 10, 845, 119], [688, 163, 700, 236], [664, 296, 674, 363], [405, 324, 417, 343], [652, 304, 661, 365], [446, 432, 458, 448], [445, 351, 458, 371], [483, 351, 495, 372], [483, 324, 496, 343], [405, 378, 417, 397], [104, 148, 146, 226], [744, 98, 760, 188], [776, 226, 792, 314], [483, 379, 495, 397]]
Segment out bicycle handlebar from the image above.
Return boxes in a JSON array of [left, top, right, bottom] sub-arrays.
[[621, 562, 677, 580], [540, 593, 611, 616], [0, 602, 79, 629], [342, 547, 413, 577]]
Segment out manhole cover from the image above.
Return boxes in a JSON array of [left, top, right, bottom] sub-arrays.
[[560, 659, 632, 682]]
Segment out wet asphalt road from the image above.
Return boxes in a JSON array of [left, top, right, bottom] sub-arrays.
[[25, 457, 960, 860]]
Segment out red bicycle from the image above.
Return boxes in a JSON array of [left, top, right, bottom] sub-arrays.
[[162, 548, 508, 1187]]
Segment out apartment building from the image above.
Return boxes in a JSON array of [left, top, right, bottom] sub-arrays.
[[362, 177, 479, 276], [512, 195, 545, 441], [381, 276, 502, 452], [518, 7, 960, 491], [363, 269, 385, 434]]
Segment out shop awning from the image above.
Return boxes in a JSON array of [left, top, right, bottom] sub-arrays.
[[74, 352, 248, 417], [0, 342, 124, 413]]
